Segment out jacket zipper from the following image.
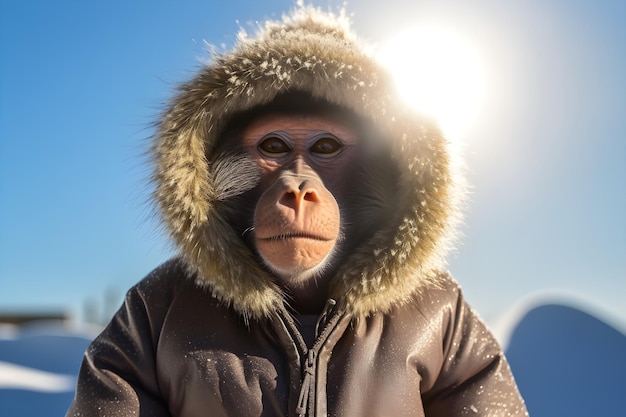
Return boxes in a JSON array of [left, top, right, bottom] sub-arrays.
[[294, 299, 338, 417], [295, 349, 316, 416]]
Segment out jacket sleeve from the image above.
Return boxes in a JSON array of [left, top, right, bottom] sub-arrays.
[[422, 282, 528, 417], [66, 268, 175, 417]]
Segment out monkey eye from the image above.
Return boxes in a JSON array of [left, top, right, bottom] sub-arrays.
[[258, 135, 292, 157], [309, 136, 343, 158]]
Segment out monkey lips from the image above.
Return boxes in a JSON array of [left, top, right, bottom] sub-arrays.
[[255, 228, 339, 278]]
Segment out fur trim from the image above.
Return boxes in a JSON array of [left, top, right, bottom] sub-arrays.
[[152, 6, 463, 319]]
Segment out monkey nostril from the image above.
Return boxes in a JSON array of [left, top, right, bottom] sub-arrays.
[[303, 191, 318, 202], [279, 191, 297, 208]]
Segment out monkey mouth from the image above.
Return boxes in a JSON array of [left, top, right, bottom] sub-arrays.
[[258, 232, 334, 242]]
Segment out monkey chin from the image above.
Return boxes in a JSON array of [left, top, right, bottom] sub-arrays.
[[257, 237, 337, 286]]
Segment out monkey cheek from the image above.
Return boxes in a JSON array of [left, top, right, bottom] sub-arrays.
[[256, 238, 336, 276]]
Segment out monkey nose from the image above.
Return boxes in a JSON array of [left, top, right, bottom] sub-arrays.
[[279, 183, 320, 212]]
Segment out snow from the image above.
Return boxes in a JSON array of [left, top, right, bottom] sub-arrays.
[[0, 321, 93, 417], [0, 361, 74, 392], [499, 294, 626, 417]]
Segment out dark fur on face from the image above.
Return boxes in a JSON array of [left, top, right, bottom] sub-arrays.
[[210, 92, 400, 270]]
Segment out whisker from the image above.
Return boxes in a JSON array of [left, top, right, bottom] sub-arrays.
[[242, 226, 255, 237]]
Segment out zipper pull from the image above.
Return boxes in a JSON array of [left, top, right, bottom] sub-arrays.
[[295, 350, 316, 416]]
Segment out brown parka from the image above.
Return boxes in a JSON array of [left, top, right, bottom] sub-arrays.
[[67, 6, 528, 417]]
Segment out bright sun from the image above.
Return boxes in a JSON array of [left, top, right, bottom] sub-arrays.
[[377, 25, 486, 141]]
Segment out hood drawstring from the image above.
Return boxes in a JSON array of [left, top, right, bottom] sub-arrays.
[[315, 299, 337, 338]]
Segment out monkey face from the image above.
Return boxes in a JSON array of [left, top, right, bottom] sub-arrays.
[[241, 113, 359, 286]]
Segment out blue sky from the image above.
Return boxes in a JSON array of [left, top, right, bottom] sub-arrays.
[[1, 0, 624, 326]]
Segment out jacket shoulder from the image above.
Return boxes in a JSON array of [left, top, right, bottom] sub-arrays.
[[134, 257, 192, 294], [410, 271, 464, 311], [119, 257, 198, 321]]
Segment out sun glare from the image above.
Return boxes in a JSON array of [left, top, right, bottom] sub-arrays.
[[377, 26, 487, 141]]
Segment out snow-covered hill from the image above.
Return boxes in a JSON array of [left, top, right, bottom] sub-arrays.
[[495, 298, 626, 417], [0, 322, 95, 417]]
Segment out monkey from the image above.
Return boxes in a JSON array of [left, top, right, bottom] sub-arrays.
[[245, 113, 354, 279], [210, 93, 400, 314], [67, 7, 528, 417]]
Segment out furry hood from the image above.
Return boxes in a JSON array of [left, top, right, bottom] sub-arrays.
[[153, 7, 462, 320]]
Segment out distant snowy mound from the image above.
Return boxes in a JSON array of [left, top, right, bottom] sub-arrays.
[[0, 322, 95, 417], [496, 298, 626, 417]]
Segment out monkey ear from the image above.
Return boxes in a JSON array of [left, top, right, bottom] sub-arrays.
[[211, 152, 261, 201]]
